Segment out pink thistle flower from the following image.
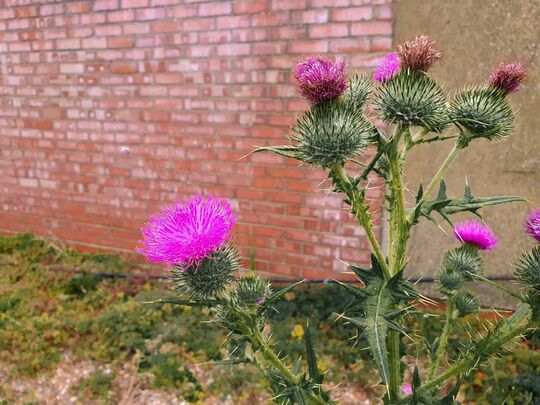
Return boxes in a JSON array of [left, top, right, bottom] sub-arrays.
[[137, 195, 236, 266], [453, 219, 498, 251], [524, 209, 540, 243], [402, 383, 413, 395], [292, 56, 348, 104], [374, 52, 400, 82], [489, 62, 527, 94]]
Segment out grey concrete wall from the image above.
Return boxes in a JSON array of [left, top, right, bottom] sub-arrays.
[[393, 0, 539, 286]]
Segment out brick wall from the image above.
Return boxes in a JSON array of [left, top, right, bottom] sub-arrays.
[[0, 0, 392, 279]]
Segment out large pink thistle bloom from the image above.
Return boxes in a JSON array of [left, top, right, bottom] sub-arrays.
[[453, 219, 498, 251], [137, 195, 236, 266], [489, 62, 527, 94], [293, 56, 348, 104], [374, 52, 400, 82], [524, 209, 540, 243]]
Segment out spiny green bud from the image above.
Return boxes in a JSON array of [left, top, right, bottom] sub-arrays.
[[449, 86, 514, 141], [436, 268, 464, 296], [345, 74, 373, 111], [375, 70, 448, 132], [442, 244, 484, 281], [234, 276, 271, 306], [291, 98, 374, 168], [514, 246, 540, 292], [454, 291, 480, 316], [171, 243, 240, 300]]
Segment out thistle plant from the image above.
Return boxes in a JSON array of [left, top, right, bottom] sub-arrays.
[[138, 36, 538, 404]]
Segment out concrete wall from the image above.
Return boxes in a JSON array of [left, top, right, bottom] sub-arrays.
[[394, 0, 539, 281]]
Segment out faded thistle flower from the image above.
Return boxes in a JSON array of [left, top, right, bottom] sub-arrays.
[[137, 195, 236, 266], [453, 219, 498, 251], [524, 209, 540, 243], [293, 56, 348, 104], [489, 62, 527, 94], [374, 52, 400, 82], [397, 35, 442, 72]]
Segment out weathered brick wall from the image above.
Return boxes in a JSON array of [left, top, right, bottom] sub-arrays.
[[0, 0, 391, 279]]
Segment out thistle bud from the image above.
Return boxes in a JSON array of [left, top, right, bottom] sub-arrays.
[[454, 291, 480, 316], [397, 35, 442, 72], [449, 86, 514, 141], [293, 56, 348, 104], [514, 246, 540, 293], [345, 74, 373, 110], [292, 99, 374, 168], [234, 276, 271, 306], [442, 245, 484, 281], [375, 70, 448, 132], [436, 268, 465, 296], [489, 62, 527, 94], [172, 243, 240, 299]]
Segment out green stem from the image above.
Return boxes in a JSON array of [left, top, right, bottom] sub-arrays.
[[428, 297, 455, 379], [474, 275, 525, 302], [413, 142, 461, 219], [331, 163, 390, 279], [388, 327, 402, 402]]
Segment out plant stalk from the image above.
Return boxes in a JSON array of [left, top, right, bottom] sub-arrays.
[[474, 274, 524, 302], [428, 297, 455, 379], [412, 142, 461, 219], [331, 163, 391, 279]]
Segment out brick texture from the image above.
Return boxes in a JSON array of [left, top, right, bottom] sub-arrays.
[[0, 0, 392, 279]]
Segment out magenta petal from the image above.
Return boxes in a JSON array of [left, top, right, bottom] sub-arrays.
[[524, 209, 540, 243], [374, 52, 400, 82]]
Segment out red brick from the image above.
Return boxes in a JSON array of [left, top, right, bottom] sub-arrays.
[[234, 1, 268, 14], [309, 23, 349, 38], [351, 20, 392, 35], [199, 2, 232, 16], [121, 0, 149, 8], [331, 6, 373, 21], [111, 62, 138, 74], [289, 39, 329, 53]]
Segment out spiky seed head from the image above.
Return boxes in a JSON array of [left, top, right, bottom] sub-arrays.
[[397, 35, 442, 72], [171, 243, 240, 300], [454, 291, 480, 316], [291, 98, 374, 168], [234, 276, 271, 305], [345, 74, 373, 111], [374, 70, 448, 132], [436, 268, 465, 296], [489, 62, 527, 94], [514, 246, 540, 292], [449, 86, 514, 141], [442, 245, 484, 281], [293, 56, 348, 104]]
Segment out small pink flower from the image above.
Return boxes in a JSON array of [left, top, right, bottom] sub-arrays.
[[137, 195, 236, 266], [489, 62, 527, 94], [402, 383, 413, 395], [524, 209, 540, 243], [374, 52, 400, 82], [453, 219, 498, 251], [292, 56, 348, 104]]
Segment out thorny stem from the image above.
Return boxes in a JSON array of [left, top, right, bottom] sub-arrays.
[[386, 126, 410, 402], [331, 163, 391, 279], [416, 307, 534, 395], [428, 297, 455, 379]]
